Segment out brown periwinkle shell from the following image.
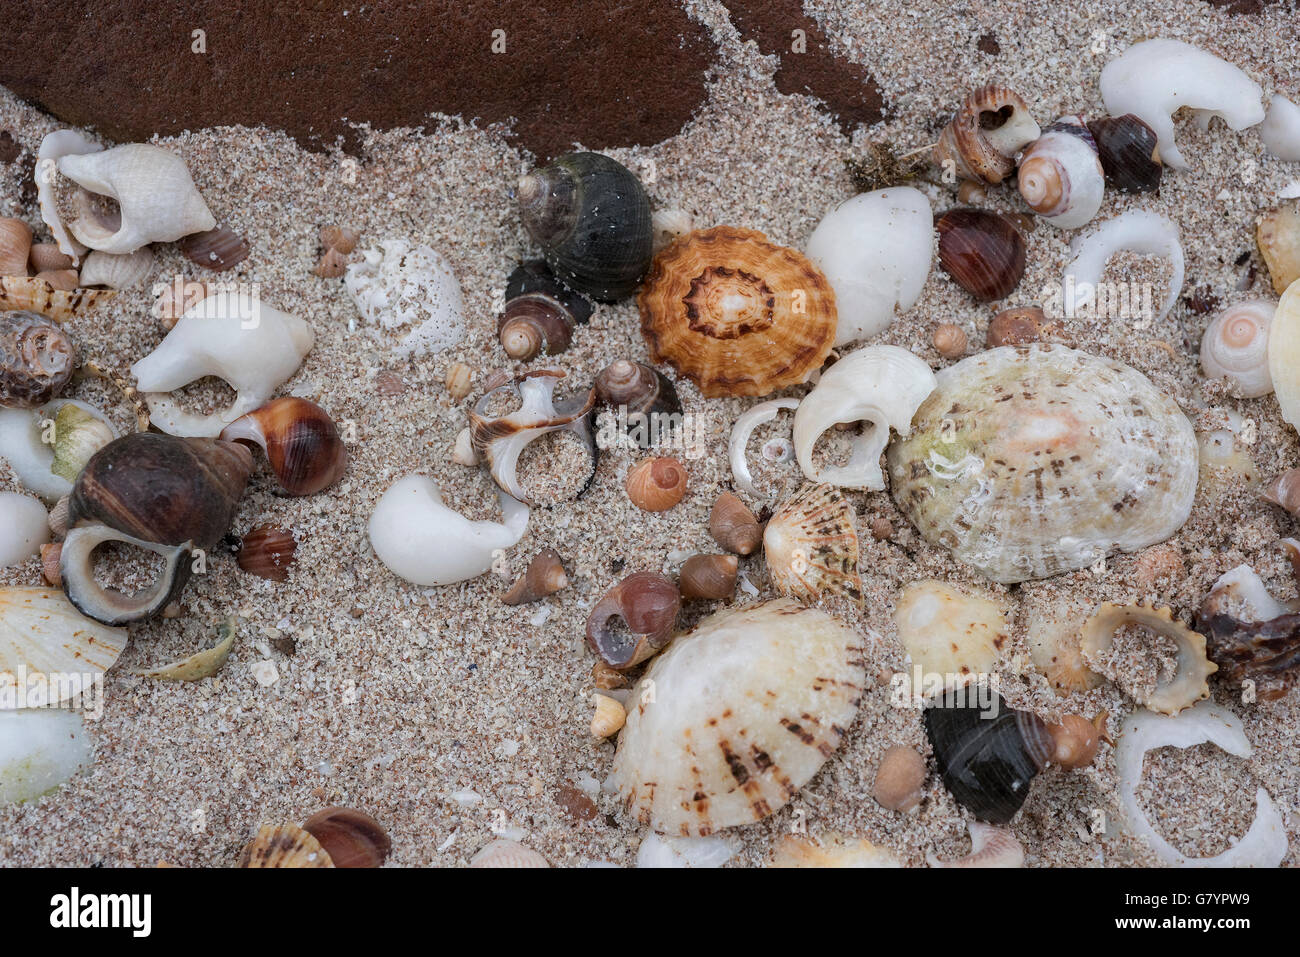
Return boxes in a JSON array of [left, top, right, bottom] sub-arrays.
[[517, 152, 653, 302], [501, 547, 569, 605], [708, 491, 762, 556], [1087, 114, 1162, 194], [986, 305, 1049, 347], [1044, 714, 1101, 770], [594, 358, 681, 419], [625, 456, 688, 511], [678, 553, 738, 601], [936, 208, 1027, 302], [924, 686, 1053, 824], [1, 310, 75, 407], [178, 225, 250, 272], [498, 260, 594, 361], [585, 570, 681, 670], [873, 745, 926, 812], [302, 806, 391, 868], [237, 524, 298, 582], [220, 397, 348, 496]]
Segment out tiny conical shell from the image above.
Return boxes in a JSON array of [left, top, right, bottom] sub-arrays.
[[763, 483, 861, 603], [933, 84, 1041, 184], [611, 598, 866, 836], [0, 587, 127, 706]]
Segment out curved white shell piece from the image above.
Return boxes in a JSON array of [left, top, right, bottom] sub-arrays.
[[368, 475, 529, 586], [0, 399, 118, 502], [804, 188, 933, 346], [1116, 701, 1287, 867], [36, 130, 101, 264], [1061, 211, 1184, 322], [728, 397, 798, 498], [1100, 39, 1265, 170], [130, 291, 314, 437], [0, 708, 91, 804], [636, 832, 735, 868], [0, 493, 48, 567], [344, 240, 466, 357], [58, 144, 215, 254], [793, 344, 935, 490], [1260, 95, 1300, 162]]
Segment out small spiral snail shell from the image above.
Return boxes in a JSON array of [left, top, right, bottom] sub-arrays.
[[497, 260, 594, 361], [708, 491, 762, 556], [594, 359, 682, 420], [677, 553, 738, 601], [1, 311, 76, 408], [936, 208, 1027, 302], [517, 152, 653, 302], [1200, 300, 1274, 398], [220, 397, 348, 496], [585, 570, 681, 669], [1087, 114, 1162, 194], [625, 456, 688, 511], [934, 84, 1042, 185], [501, 547, 568, 605], [1016, 116, 1104, 230]]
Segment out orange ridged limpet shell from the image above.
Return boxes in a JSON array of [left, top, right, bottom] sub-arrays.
[[638, 226, 836, 398]]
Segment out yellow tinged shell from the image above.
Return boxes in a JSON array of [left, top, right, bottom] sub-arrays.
[[1267, 279, 1300, 435], [1079, 603, 1215, 715], [763, 483, 862, 604], [0, 275, 114, 321], [893, 580, 1006, 689], [770, 832, 901, 868], [240, 823, 335, 867], [1257, 204, 1300, 296], [131, 617, 235, 681], [611, 598, 867, 837], [0, 587, 127, 705]]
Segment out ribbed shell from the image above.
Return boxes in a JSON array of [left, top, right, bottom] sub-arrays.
[[1, 311, 75, 408], [887, 345, 1197, 584], [639, 227, 836, 397], [0, 587, 127, 705], [763, 483, 862, 603], [610, 598, 866, 836]]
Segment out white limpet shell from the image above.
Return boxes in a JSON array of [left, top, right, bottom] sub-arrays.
[[928, 822, 1024, 868], [1266, 278, 1300, 435], [35, 130, 101, 264], [368, 474, 529, 586], [804, 188, 933, 346], [894, 580, 1007, 693], [0, 399, 118, 502], [769, 832, 901, 868], [344, 239, 466, 357], [77, 248, 154, 290], [1200, 300, 1274, 397], [728, 397, 798, 498], [130, 291, 314, 437], [610, 598, 866, 836], [1099, 38, 1265, 171], [0, 708, 91, 804], [0, 587, 127, 706], [636, 832, 735, 868], [792, 345, 936, 490], [58, 144, 215, 254], [0, 493, 48, 567], [1116, 701, 1287, 867], [1260, 95, 1300, 162], [1061, 211, 1184, 322]]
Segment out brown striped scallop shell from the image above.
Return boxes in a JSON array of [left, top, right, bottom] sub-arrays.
[[763, 483, 862, 604], [610, 598, 866, 836]]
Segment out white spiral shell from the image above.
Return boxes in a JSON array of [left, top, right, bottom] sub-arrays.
[[1016, 118, 1104, 230], [1199, 300, 1274, 397]]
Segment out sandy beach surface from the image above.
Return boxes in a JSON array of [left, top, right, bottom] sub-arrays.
[[2, 0, 1300, 867]]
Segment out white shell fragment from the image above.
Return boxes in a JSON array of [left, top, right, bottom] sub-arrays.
[[769, 832, 901, 867], [368, 475, 529, 586], [887, 345, 1198, 584], [0, 587, 127, 706], [793, 345, 935, 490], [0, 493, 48, 567], [894, 580, 1007, 690], [77, 248, 154, 290], [0, 709, 91, 804], [0, 399, 118, 502], [804, 188, 933, 346], [58, 144, 216, 254], [1200, 300, 1274, 397], [1116, 701, 1287, 867], [35, 130, 101, 264], [1061, 211, 1184, 322], [610, 598, 866, 836], [1099, 39, 1265, 171], [130, 291, 314, 436], [344, 239, 466, 357], [1266, 278, 1300, 435], [1259, 95, 1300, 162], [636, 832, 734, 868], [728, 398, 798, 498], [928, 822, 1024, 868]]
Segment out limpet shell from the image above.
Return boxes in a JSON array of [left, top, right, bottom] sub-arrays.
[[639, 226, 836, 398], [1079, 603, 1215, 715], [887, 345, 1197, 584], [894, 580, 1007, 689], [763, 483, 861, 604], [610, 598, 866, 836]]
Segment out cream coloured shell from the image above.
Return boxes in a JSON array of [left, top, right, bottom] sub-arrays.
[[344, 239, 466, 357], [1267, 278, 1300, 435], [763, 483, 862, 603], [77, 248, 154, 291], [1016, 117, 1104, 230], [610, 598, 866, 836], [894, 580, 1007, 690], [886, 345, 1198, 584], [1079, 603, 1214, 715], [1200, 299, 1273, 397], [0, 587, 127, 706]]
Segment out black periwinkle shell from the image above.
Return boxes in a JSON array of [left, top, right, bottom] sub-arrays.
[[924, 688, 1053, 824], [1087, 114, 1162, 194]]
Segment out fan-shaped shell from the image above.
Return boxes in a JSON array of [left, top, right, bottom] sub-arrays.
[[610, 598, 866, 836], [639, 226, 836, 398], [240, 823, 335, 868], [887, 345, 1197, 584], [763, 483, 862, 604], [0, 587, 127, 705]]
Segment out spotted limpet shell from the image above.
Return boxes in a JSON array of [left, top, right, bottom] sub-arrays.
[[610, 598, 866, 836], [886, 345, 1197, 584]]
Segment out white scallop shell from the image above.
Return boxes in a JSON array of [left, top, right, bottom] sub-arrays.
[[1060, 211, 1184, 323], [0, 493, 48, 567], [886, 345, 1198, 584], [1267, 278, 1300, 435], [1100, 38, 1265, 171], [894, 580, 1006, 690], [804, 188, 933, 346], [792, 344, 935, 490], [1261, 95, 1300, 162], [1200, 299, 1273, 397], [344, 239, 465, 357], [0, 588, 127, 707], [0, 708, 91, 804], [58, 144, 215, 254], [610, 598, 866, 836]]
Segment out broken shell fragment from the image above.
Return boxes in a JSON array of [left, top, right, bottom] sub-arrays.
[[873, 745, 926, 812], [1200, 300, 1273, 397], [178, 225, 249, 272], [612, 598, 866, 836], [763, 483, 861, 604], [131, 616, 236, 681], [729, 397, 798, 498], [1079, 603, 1216, 715], [1261, 95, 1300, 162], [1017, 116, 1104, 230], [936, 208, 1026, 302], [0, 217, 32, 276], [792, 344, 936, 490], [240, 823, 335, 868], [0, 276, 112, 321], [887, 345, 1198, 584], [678, 553, 738, 601], [237, 525, 298, 582], [313, 247, 347, 278], [1266, 277, 1300, 434], [894, 580, 1007, 690], [1087, 114, 1163, 193], [0, 587, 127, 704], [130, 291, 314, 437], [0, 708, 91, 804], [49, 402, 113, 481], [639, 226, 837, 398], [77, 248, 154, 290], [1263, 468, 1300, 515], [1257, 204, 1300, 296], [320, 225, 359, 255], [220, 397, 348, 495], [1021, 587, 1105, 693], [585, 571, 680, 670], [345, 239, 465, 357], [368, 475, 528, 587], [501, 547, 568, 605], [591, 692, 626, 738], [770, 832, 901, 868], [709, 491, 762, 556], [928, 822, 1024, 868], [35, 130, 101, 263], [498, 260, 593, 361], [933, 84, 1041, 184], [302, 807, 391, 868], [445, 362, 473, 400], [1, 310, 75, 408], [1061, 210, 1184, 321], [625, 456, 687, 511]]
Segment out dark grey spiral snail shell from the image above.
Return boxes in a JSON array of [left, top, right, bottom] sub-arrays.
[[517, 152, 653, 302], [1, 310, 76, 408], [497, 260, 594, 361], [1087, 114, 1163, 194], [924, 687, 1053, 824]]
